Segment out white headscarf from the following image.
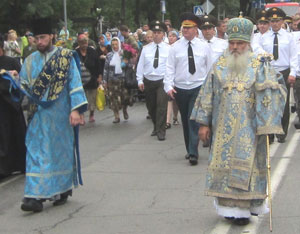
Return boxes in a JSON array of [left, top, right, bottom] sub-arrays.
[[109, 37, 123, 74]]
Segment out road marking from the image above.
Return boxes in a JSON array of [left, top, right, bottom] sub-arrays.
[[239, 117, 299, 234], [209, 220, 232, 234], [0, 174, 23, 188]]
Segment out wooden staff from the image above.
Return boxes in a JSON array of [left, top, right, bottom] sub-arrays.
[[266, 135, 272, 232]]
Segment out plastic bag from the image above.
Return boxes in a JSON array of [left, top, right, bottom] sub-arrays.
[[96, 85, 106, 111]]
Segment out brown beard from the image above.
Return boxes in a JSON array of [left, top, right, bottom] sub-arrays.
[[37, 42, 53, 53]]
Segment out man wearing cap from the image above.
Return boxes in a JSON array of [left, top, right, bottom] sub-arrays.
[[199, 14, 228, 64], [255, 7, 297, 143], [191, 17, 287, 225], [164, 12, 212, 165], [136, 21, 170, 141], [9, 18, 88, 212], [252, 10, 270, 55]]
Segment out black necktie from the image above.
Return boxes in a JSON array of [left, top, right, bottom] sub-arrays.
[[188, 41, 196, 74], [273, 32, 278, 60], [153, 45, 159, 68]]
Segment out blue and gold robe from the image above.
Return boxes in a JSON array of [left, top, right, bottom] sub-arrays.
[[19, 47, 88, 199], [191, 52, 287, 203]]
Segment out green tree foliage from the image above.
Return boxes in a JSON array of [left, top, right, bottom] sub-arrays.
[[2, 0, 292, 36]]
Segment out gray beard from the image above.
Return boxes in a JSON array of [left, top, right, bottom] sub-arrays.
[[225, 49, 250, 75]]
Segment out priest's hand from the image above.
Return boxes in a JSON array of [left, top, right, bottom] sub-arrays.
[[69, 110, 81, 126], [9, 70, 19, 77], [199, 126, 210, 144]]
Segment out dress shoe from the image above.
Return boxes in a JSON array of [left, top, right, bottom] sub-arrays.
[[295, 122, 300, 129], [123, 110, 129, 120], [189, 155, 198, 165], [53, 190, 72, 206], [151, 130, 157, 136], [21, 198, 43, 212], [234, 218, 250, 225], [277, 137, 286, 143], [157, 132, 165, 141]]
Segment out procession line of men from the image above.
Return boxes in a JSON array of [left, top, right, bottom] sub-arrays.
[[137, 8, 290, 225], [0, 6, 294, 227]]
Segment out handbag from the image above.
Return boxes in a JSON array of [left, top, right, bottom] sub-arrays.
[[96, 85, 106, 111], [124, 66, 138, 89]]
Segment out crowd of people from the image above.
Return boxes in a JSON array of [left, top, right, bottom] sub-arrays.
[[0, 6, 299, 227]]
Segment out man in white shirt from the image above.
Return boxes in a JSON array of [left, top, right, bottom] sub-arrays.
[[164, 12, 212, 165], [256, 7, 297, 143], [199, 14, 228, 64], [136, 21, 170, 141], [252, 9, 270, 55]]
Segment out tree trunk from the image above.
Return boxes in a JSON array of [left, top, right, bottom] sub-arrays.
[[121, 0, 126, 24], [240, 0, 250, 16], [135, 0, 140, 28]]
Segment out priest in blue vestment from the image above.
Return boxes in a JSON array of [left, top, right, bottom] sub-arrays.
[[191, 17, 287, 225], [9, 18, 88, 212]]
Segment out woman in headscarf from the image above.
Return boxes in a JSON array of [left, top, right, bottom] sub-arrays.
[[105, 32, 112, 45], [76, 34, 101, 123], [96, 34, 112, 80], [165, 30, 180, 129], [103, 37, 131, 123]]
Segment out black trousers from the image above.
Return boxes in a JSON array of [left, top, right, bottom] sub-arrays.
[[277, 69, 290, 140], [174, 86, 201, 156], [144, 78, 168, 135]]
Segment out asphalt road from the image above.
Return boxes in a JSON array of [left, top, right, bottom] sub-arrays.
[[1, 102, 300, 234]]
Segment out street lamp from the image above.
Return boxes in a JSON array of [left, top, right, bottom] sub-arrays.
[[161, 0, 166, 22]]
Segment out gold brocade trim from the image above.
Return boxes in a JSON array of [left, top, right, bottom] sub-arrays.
[[255, 81, 281, 91], [256, 126, 284, 135], [24, 186, 74, 199], [204, 191, 267, 200], [70, 86, 84, 95], [26, 170, 73, 178], [71, 101, 88, 111]]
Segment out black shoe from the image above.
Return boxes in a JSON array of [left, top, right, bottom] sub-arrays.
[[53, 190, 72, 206], [151, 130, 157, 136], [291, 105, 296, 113], [277, 137, 286, 143], [165, 123, 171, 129], [295, 122, 300, 129], [185, 154, 190, 160], [234, 218, 250, 225], [21, 198, 43, 212], [157, 132, 165, 141], [189, 155, 198, 166]]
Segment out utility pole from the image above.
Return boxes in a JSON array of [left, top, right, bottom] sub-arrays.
[[63, 0, 67, 30]]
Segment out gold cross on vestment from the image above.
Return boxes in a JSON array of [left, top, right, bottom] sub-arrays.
[[262, 95, 271, 107]]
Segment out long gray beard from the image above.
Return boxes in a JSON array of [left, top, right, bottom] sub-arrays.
[[225, 49, 250, 75]]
